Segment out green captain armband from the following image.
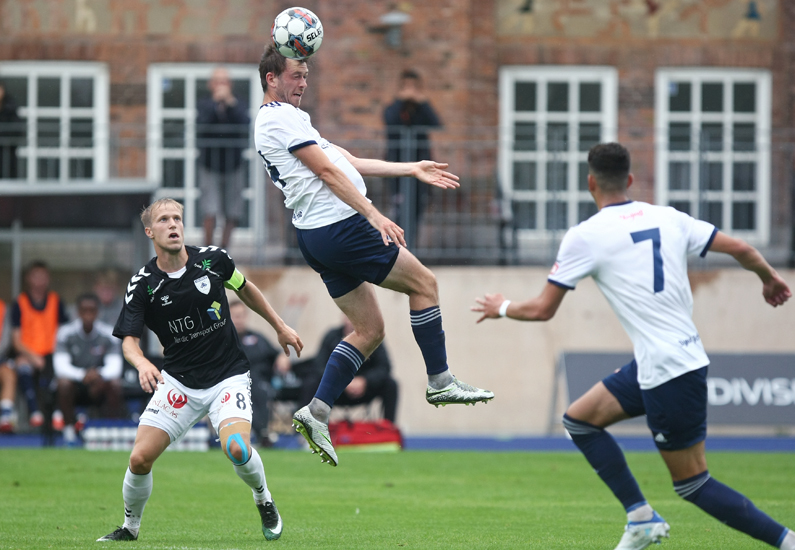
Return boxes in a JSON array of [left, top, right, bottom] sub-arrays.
[[223, 268, 247, 291]]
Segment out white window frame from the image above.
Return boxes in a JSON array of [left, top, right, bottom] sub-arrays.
[[0, 61, 109, 185], [499, 66, 618, 239], [147, 64, 265, 241], [655, 68, 771, 245]]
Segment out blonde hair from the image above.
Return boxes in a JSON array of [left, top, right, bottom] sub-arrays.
[[140, 198, 183, 228]]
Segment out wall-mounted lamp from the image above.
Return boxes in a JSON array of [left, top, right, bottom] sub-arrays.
[[379, 10, 411, 49]]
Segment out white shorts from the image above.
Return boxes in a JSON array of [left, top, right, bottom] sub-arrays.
[[139, 371, 252, 443]]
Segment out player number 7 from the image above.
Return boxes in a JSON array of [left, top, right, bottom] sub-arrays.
[[631, 228, 664, 293]]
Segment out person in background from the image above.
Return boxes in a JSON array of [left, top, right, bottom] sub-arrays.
[[230, 300, 290, 445], [383, 69, 442, 249], [0, 80, 23, 180], [11, 261, 68, 430], [93, 269, 125, 327], [301, 316, 399, 424], [197, 67, 250, 249], [53, 293, 124, 445], [0, 298, 16, 432]]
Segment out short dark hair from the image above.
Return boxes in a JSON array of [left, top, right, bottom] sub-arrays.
[[259, 43, 307, 93], [25, 260, 49, 275], [587, 142, 631, 193], [76, 293, 100, 309]]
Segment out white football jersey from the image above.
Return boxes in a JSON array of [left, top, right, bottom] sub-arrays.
[[254, 101, 369, 229], [548, 201, 717, 389]]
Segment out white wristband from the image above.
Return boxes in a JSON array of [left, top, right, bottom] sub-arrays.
[[498, 300, 511, 318]]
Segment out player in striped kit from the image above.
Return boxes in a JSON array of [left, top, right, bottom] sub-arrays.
[[254, 44, 493, 467], [473, 143, 794, 550]]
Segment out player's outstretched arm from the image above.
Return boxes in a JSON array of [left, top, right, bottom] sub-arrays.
[[293, 144, 407, 247], [709, 232, 792, 307], [121, 336, 164, 393], [472, 283, 569, 323], [236, 280, 304, 357], [334, 145, 460, 190]]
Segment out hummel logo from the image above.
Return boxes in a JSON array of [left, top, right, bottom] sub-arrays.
[[255, 486, 265, 493], [124, 507, 132, 518], [160, 295, 172, 306]]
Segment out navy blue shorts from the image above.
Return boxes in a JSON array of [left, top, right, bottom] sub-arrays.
[[602, 360, 708, 451], [296, 214, 400, 299]]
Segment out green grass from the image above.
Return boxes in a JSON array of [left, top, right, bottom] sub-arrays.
[[1, 448, 794, 549]]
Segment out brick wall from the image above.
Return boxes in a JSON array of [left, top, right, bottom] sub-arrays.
[[1, 0, 792, 240]]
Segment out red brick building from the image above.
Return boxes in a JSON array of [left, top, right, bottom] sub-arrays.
[[0, 0, 792, 274]]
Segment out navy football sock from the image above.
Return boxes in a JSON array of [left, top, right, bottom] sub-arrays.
[[410, 306, 448, 376], [562, 414, 646, 512], [675, 471, 787, 547], [314, 341, 364, 408]]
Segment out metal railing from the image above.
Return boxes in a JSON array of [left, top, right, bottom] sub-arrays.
[[1, 122, 794, 269]]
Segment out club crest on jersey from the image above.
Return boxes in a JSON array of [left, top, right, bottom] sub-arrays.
[[194, 275, 211, 295], [207, 301, 222, 321]]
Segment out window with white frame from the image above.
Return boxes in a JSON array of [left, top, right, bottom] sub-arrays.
[[655, 69, 771, 244], [147, 64, 263, 233], [499, 66, 617, 236], [0, 62, 108, 182]]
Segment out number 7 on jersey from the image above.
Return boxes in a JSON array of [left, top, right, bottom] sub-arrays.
[[631, 228, 664, 293]]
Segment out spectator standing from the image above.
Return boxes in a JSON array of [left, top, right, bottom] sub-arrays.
[[230, 300, 290, 444], [383, 69, 442, 249], [0, 298, 16, 432], [53, 293, 124, 445], [197, 67, 250, 249], [11, 261, 68, 431], [0, 81, 23, 180]]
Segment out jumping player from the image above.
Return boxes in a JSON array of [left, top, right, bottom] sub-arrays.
[[472, 143, 794, 550], [97, 198, 303, 542], [254, 44, 493, 467]]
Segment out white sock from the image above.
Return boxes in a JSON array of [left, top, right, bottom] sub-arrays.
[[0, 398, 13, 413], [428, 370, 454, 389], [234, 447, 271, 504], [122, 469, 153, 536], [627, 503, 654, 523], [780, 529, 795, 550]]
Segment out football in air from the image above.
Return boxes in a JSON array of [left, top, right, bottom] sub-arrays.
[[271, 7, 323, 60]]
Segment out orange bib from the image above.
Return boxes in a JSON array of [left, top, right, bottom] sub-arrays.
[[17, 292, 60, 356]]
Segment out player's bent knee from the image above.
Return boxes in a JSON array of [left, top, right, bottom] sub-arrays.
[[225, 432, 250, 465]]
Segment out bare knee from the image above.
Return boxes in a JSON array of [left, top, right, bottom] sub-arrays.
[[129, 448, 155, 475]]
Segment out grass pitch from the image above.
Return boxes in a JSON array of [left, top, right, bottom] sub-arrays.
[[1, 447, 793, 549]]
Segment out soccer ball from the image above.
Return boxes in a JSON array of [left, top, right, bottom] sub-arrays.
[[271, 7, 324, 60]]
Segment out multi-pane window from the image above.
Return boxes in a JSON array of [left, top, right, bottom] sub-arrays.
[[0, 62, 108, 182], [655, 69, 771, 243], [147, 65, 263, 233], [499, 67, 617, 236]]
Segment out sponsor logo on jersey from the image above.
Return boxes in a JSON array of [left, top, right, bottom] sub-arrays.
[[221, 392, 231, 404], [206, 301, 222, 321], [620, 209, 644, 221], [201, 259, 212, 270], [167, 389, 188, 409], [550, 262, 560, 275], [145, 407, 159, 415], [160, 295, 172, 306], [194, 275, 211, 295]]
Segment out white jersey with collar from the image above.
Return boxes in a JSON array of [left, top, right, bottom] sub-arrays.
[[254, 101, 368, 229], [548, 201, 718, 390]]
